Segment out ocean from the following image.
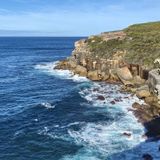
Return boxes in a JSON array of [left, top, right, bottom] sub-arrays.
[[0, 37, 160, 160]]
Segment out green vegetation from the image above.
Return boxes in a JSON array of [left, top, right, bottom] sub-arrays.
[[86, 21, 160, 68], [87, 36, 126, 58]]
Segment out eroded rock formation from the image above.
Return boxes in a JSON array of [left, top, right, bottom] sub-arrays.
[[55, 31, 146, 84]]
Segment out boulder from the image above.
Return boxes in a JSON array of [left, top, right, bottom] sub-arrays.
[[74, 65, 87, 77], [87, 70, 100, 81], [136, 90, 151, 99], [116, 67, 133, 85], [97, 95, 105, 101], [123, 132, 132, 137], [110, 101, 116, 105], [133, 76, 145, 85], [108, 69, 120, 82], [132, 102, 142, 110], [54, 60, 69, 70], [145, 96, 158, 104]]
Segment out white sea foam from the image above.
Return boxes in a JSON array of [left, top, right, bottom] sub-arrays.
[[38, 125, 73, 142], [63, 82, 160, 159], [35, 63, 160, 159], [41, 102, 56, 109], [60, 122, 81, 129], [79, 82, 144, 108], [0, 77, 19, 83], [35, 61, 89, 82], [68, 120, 144, 156], [34, 118, 38, 122]]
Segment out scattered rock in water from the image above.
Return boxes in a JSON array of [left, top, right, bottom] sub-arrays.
[[114, 97, 122, 102], [142, 154, 153, 160], [93, 88, 99, 92], [127, 108, 135, 112], [97, 95, 105, 101], [123, 132, 132, 137], [110, 101, 116, 105], [132, 102, 142, 110], [124, 96, 129, 99]]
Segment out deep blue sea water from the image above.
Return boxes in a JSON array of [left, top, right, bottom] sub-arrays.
[[0, 37, 160, 160]]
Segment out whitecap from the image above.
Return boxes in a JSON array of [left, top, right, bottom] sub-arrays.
[[79, 82, 144, 108], [68, 117, 145, 156], [38, 126, 72, 142], [41, 102, 56, 109], [34, 118, 38, 122], [60, 122, 81, 129], [34, 61, 89, 82]]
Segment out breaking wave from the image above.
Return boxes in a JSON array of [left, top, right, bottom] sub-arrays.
[[34, 61, 89, 82]]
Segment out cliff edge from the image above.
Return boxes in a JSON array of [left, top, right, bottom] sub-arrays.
[[55, 21, 160, 83]]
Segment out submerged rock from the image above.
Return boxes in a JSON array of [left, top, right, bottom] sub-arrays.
[[142, 154, 153, 160], [123, 132, 132, 137], [97, 95, 105, 101], [110, 101, 116, 105]]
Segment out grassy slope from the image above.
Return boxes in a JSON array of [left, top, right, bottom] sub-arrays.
[[87, 21, 160, 69]]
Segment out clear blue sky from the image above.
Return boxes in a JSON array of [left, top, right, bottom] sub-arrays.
[[0, 0, 159, 36]]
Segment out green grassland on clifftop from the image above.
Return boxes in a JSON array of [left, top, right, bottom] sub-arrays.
[[86, 21, 160, 69]]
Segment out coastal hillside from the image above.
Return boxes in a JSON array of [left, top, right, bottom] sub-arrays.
[[55, 21, 160, 83], [87, 21, 160, 68]]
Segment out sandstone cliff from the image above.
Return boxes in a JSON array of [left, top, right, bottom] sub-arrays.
[[55, 22, 160, 83]]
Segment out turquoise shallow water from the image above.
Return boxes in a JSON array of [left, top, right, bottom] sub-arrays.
[[0, 37, 160, 160]]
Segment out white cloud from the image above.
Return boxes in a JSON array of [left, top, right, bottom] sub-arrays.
[[0, 1, 159, 36]]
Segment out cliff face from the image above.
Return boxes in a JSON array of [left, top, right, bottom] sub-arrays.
[[55, 37, 128, 82], [55, 22, 160, 83]]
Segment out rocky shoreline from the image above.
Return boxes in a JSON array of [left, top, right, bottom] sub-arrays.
[[54, 22, 160, 159], [55, 39, 160, 133]]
